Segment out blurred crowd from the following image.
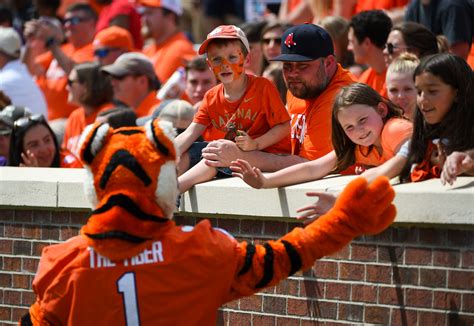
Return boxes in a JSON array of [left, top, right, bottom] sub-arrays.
[[0, 0, 472, 187]]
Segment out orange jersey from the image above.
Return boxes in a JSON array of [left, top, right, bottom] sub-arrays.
[[35, 42, 95, 121], [355, 118, 412, 166], [355, 0, 408, 13], [288, 64, 354, 160], [194, 75, 291, 154], [135, 92, 161, 118], [62, 104, 113, 156], [143, 32, 196, 84], [357, 67, 387, 97]]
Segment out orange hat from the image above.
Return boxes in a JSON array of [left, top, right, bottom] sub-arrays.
[[198, 25, 250, 55], [93, 26, 134, 51], [138, 0, 183, 15]]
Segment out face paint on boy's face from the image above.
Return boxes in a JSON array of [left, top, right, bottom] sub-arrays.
[[209, 51, 245, 82]]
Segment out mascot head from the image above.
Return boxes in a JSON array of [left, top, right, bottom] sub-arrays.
[[78, 119, 178, 260]]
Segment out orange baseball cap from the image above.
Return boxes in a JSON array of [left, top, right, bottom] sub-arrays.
[[198, 25, 250, 55], [138, 0, 183, 15], [93, 26, 134, 51]]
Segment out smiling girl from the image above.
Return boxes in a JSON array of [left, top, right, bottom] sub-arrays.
[[231, 83, 413, 189], [400, 53, 474, 182]]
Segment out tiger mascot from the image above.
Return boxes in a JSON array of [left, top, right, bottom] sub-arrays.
[[23, 119, 396, 325]]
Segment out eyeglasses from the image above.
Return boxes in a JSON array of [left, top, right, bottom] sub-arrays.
[[63, 16, 89, 26], [385, 43, 408, 55], [262, 37, 281, 45], [14, 114, 45, 130]]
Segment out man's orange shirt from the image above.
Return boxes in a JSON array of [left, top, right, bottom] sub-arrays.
[[62, 103, 113, 156], [194, 75, 291, 154], [287, 64, 354, 160], [355, 117, 412, 167], [136, 92, 161, 118], [35, 43, 95, 121], [143, 32, 196, 84], [357, 67, 387, 97]]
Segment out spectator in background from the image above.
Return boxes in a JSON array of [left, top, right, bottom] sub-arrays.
[[22, 4, 97, 122], [405, 0, 473, 60], [184, 56, 217, 110], [0, 105, 31, 166], [348, 10, 392, 96], [240, 21, 266, 76], [383, 22, 439, 66], [93, 25, 134, 65], [9, 114, 81, 168], [0, 27, 47, 116], [140, 0, 196, 84], [95, 0, 143, 49], [102, 52, 161, 117], [63, 62, 114, 156], [318, 16, 354, 69], [0, 5, 13, 27], [33, 0, 61, 19]]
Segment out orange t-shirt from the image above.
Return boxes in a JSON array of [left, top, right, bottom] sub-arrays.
[[143, 32, 196, 84], [35, 42, 95, 121], [357, 67, 387, 97], [62, 103, 113, 156], [467, 43, 474, 70], [194, 75, 291, 154], [355, 117, 412, 167], [287, 64, 354, 160], [354, 0, 408, 13], [135, 92, 161, 118]]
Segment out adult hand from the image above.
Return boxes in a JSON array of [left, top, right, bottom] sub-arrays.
[[235, 130, 258, 151], [201, 139, 242, 168], [296, 192, 337, 225], [20, 150, 39, 167], [230, 159, 266, 189], [441, 151, 474, 185]]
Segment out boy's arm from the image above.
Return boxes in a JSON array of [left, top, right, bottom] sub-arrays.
[[227, 176, 396, 301], [236, 121, 290, 152], [175, 122, 207, 154]]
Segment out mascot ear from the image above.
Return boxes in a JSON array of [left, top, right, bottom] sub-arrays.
[[144, 118, 178, 159], [78, 122, 112, 166]]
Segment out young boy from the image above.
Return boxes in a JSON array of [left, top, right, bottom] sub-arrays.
[[176, 25, 291, 193]]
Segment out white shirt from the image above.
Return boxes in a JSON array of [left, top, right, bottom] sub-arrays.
[[0, 59, 47, 117]]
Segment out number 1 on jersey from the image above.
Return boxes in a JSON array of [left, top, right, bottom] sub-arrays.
[[117, 272, 141, 326]]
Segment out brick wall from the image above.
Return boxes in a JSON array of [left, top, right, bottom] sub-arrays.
[[1, 208, 473, 325]]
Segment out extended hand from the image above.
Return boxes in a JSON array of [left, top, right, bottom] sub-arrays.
[[441, 151, 474, 185], [230, 159, 266, 189], [296, 192, 337, 225]]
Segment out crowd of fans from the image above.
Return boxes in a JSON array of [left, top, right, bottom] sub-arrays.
[[0, 0, 473, 190]]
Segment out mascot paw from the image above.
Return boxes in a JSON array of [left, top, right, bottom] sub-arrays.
[[334, 176, 396, 235]]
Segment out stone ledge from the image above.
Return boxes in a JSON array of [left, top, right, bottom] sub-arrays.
[[1, 167, 473, 225]]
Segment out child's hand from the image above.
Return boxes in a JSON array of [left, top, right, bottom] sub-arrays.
[[235, 130, 259, 151], [441, 151, 474, 185], [20, 150, 39, 167], [230, 159, 266, 189], [296, 192, 337, 225]]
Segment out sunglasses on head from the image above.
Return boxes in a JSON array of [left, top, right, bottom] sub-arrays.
[[63, 16, 89, 26], [262, 37, 281, 45], [14, 114, 45, 131]]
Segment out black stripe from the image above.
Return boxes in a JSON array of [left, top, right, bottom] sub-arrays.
[[100, 149, 151, 189], [82, 124, 102, 164], [255, 243, 274, 288], [85, 231, 148, 243], [238, 243, 256, 275], [281, 240, 302, 276], [114, 129, 143, 135], [150, 122, 170, 156], [91, 194, 167, 222]]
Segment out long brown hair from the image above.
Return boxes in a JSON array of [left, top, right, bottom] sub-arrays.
[[331, 83, 404, 173]]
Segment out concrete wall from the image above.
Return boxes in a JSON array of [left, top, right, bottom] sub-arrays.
[[0, 167, 473, 325]]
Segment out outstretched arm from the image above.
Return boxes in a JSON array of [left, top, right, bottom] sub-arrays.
[[441, 150, 474, 185], [230, 151, 337, 188], [227, 176, 396, 300]]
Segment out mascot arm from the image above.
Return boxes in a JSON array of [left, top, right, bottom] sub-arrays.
[[227, 176, 396, 301]]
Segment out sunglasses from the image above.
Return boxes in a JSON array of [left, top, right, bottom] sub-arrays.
[[262, 37, 281, 45], [385, 43, 408, 55], [63, 16, 89, 26], [94, 48, 118, 58], [14, 114, 45, 130]]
